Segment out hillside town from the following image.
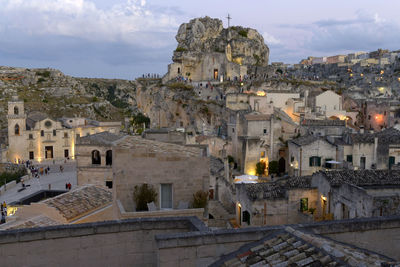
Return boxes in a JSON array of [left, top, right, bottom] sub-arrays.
[[0, 16, 399, 266]]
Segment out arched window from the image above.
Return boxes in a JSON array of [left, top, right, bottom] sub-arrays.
[[41, 130, 44, 137], [14, 106, 19, 115], [92, 150, 101, 165], [106, 150, 112, 166], [14, 124, 20, 135]]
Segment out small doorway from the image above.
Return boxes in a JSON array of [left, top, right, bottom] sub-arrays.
[[360, 157, 366, 170], [278, 157, 286, 174], [29, 151, 34, 160], [64, 149, 69, 158], [389, 156, 395, 169], [106, 181, 113, 189], [213, 69, 218, 80], [45, 146, 53, 159]]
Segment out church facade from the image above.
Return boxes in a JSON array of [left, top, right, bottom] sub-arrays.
[[6, 96, 121, 163]]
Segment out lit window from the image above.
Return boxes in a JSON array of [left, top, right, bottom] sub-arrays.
[[261, 151, 265, 158], [300, 198, 308, 212]]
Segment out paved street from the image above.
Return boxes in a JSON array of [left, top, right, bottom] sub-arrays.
[[0, 162, 77, 205]]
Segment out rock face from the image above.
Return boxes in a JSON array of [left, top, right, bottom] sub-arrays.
[[174, 16, 269, 67]]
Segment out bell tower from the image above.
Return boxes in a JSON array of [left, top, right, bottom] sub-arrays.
[[7, 96, 27, 162]]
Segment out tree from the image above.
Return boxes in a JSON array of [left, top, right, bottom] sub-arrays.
[[256, 161, 266, 176], [133, 184, 157, 211], [192, 190, 208, 208], [268, 161, 279, 175]]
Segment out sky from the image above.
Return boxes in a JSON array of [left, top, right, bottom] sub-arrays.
[[1, 0, 400, 79]]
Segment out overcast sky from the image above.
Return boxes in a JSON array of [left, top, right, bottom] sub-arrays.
[[1, 0, 400, 79]]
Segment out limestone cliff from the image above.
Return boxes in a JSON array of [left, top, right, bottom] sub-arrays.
[[173, 16, 269, 67]]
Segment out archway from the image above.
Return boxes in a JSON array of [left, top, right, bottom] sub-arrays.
[[91, 150, 101, 165]]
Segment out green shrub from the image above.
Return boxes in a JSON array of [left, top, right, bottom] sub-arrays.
[[92, 96, 98, 102], [133, 184, 158, 211], [238, 30, 248, 38], [256, 161, 266, 176], [268, 161, 279, 175], [0, 168, 27, 187], [132, 113, 150, 127], [192, 190, 208, 209], [228, 155, 235, 164], [175, 47, 187, 52], [38, 78, 46, 83], [36, 71, 51, 77]]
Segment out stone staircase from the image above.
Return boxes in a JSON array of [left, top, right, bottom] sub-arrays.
[[208, 200, 235, 228]]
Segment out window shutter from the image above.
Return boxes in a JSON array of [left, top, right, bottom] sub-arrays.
[[309, 157, 312, 166], [317, 157, 321, 166]]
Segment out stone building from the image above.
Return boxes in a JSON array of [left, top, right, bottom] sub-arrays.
[[300, 119, 349, 137], [75, 132, 125, 188], [112, 136, 209, 220], [341, 125, 400, 170], [235, 176, 317, 227], [312, 170, 400, 220], [6, 96, 121, 163], [288, 135, 338, 176]]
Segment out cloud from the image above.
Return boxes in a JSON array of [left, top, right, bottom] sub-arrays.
[[263, 32, 281, 45], [308, 11, 400, 53], [0, 0, 181, 47]]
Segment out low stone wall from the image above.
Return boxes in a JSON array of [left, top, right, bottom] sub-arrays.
[[0, 180, 17, 195], [303, 216, 400, 261], [156, 215, 400, 266], [0, 216, 205, 267]]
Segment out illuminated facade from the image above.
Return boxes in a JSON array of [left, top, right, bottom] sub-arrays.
[[6, 96, 121, 163]]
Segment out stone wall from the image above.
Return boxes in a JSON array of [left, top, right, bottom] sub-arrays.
[[113, 147, 210, 212], [0, 217, 204, 267], [156, 216, 400, 266]]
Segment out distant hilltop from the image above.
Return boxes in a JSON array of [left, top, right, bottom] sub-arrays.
[[164, 16, 269, 82]]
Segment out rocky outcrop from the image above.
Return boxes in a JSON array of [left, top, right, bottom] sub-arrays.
[[173, 16, 269, 67]]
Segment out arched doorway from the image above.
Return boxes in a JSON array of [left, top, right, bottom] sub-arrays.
[[106, 150, 112, 166], [278, 157, 286, 174], [91, 150, 101, 165], [14, 124, 20, 135]]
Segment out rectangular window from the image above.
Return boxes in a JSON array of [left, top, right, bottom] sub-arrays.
[[263, 129, 267, 134], [106, 181, 113, 189], [64, 149, 69, 158], [64, 132, 68, 138], [309, 156, 321, 167], [325, 158, 333, 169], [29, 151, 34, 160], [346, 155, 353, 163], [76, 134, 80, 139], [232, 128, 235, 133], [53, 130, 56, 136], [160, 184, 173, 209], [300, 198, 308, 212], [41, 130, 44, 137], [28, 134, 33, 139]]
